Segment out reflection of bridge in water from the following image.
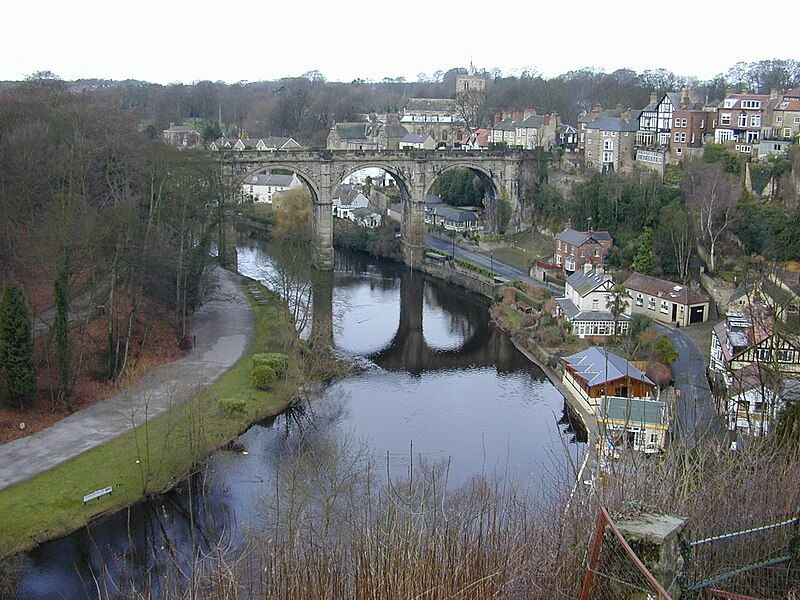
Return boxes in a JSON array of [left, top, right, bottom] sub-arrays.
[[310, 264, 527, 376]]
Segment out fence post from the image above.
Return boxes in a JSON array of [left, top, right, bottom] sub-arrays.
[[580, 508, 608, 600]]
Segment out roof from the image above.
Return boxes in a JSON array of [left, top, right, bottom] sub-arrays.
[[785, 87, 800, 99], [405, 98, 455, 112], [555, 228, 612, 246], [558, 124, 578, 134], [431, 206, 478, 223], [775, 99, 800, 111], [517, 115, 544, 129], [562, 347, 654, 388], [424, 195, 443, 205], [351, 207, 380, 218], [383, 124, 409, 138], [600, 396, 665, 426], [334, 123, 372, 140], [623, 272, 708, 306], [246, 174, 297, 187], [493, 118, 517, 132], [260, 136, 301, 149], [566, 268, 611, 297], [401, 134, 432, 144], [556, 298, 627, 323], [586, 116, 638, 132]]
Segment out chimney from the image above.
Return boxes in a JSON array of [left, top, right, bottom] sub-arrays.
[[770, 88, 780, 101], [681, 87, 691, 108], [595, 264, 604, 277], [725, 87, 734, 97], [650, 91, 658, 104], [564, 217, 572, 230], [169, 122, 175, 128]]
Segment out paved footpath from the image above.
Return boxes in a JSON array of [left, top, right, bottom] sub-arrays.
[[0, 267, 254, 490]]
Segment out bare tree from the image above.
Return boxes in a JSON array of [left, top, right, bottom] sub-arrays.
[[683, 161, 739, 274]]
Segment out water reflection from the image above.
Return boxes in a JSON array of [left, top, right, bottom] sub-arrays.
[[14, 243, 583, 599]]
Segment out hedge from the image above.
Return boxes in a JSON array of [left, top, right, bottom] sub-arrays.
[[253, 352, 290, 376], [455, 258, 496, 279], [252, 364, 277, 390]]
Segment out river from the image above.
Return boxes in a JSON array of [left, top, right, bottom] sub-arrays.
[[12, 241, 584, 599]]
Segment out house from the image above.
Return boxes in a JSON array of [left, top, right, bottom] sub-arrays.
[[255, 136, 302, 151], [332, 186, 370, 219], [714, 92, 772, 155], [210, 136, 302, 151], [584, 116, 638, 172], [428, 205, 481, 232], [350, 206, 382, 228], [398, 133, 436, 150], [377, 120, 410, 150], [553, 220, 613, 275], [488, 110, 561, 149], [761, 96, 800, 157], [710, 305, 800, 436], [623, 272, 709, 326], [327, 122, 380, 150], [555, 124, 578, 152], [561, 347, 666, 452], [670, 105, 717, 161], [555, 265, 631, 338], [400, 98, 465, 147], [163, 123, 202, 148], [242, 173, 302, 203], [460, 128, 491, 150]]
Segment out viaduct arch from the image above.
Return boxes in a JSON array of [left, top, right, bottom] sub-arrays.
[[216, 149, 539, 270]]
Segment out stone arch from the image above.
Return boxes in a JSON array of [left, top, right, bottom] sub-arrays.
[[237, 162, 322, 203], [425, 162, 502, 233], [335, 162, 413, 201]]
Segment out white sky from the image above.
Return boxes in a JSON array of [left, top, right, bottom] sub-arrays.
[[3, 0, 798, 84]]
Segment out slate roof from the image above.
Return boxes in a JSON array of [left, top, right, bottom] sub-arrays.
[[164, 124, 199, 133], [405, 98, 455, 112], [517, 115, 544, 129], [431, 206, 478, 223], [623, 272, 708, 306], [562, 347, 654, 387], [555, 228, 612, 246], [351, 206, 380, 218], [401, 134, 431, 144], [493, 118, 517, 132], [586, 116, 639, 132], [565, 268, 612, 297], [556, 298, 626, 323], [260, 136, 301, 149], [600, 396, 665, 426], [335, 123, 372, 140], [785, 87, 800, 99]]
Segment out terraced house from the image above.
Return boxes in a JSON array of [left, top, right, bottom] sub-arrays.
[[714, 91, 772, 155], [623, 272, 709, 326], [584, 115, 638, 172]]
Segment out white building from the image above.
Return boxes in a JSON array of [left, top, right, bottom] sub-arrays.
[[332, 186, 370, 219], [555, 265, 630, 338], [242, 173, 302, 203]]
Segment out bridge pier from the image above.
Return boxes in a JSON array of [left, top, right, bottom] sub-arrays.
[[310, 271, 334, 346], [402, 198, 426, 269], [312, 199, 334, 270]]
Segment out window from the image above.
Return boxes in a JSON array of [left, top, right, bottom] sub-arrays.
[[778, 349, 795, 363], [700, 119, 705, 128], [713, 119, 718, 128], [556, 254, 562, 266], [603, 139, 613, 150], [648, 297, 656, 310], [750, 115, 761, 127], [592, 298, 599, 310], [636, 293, 644, 307], [691, 132, 696, 144], [660, 300, 669, 314], [721, 113, 731, 125], [741, 100, 761, 109], [756, 348, 772, 362], [795, 116, 800, 124], [738, 113, 748, 127], [786, 128, 793, 138], [776, 115, 783, 123], [723, 99, 736, 108], [676, 147, 683, 155], [603, 150, 614, 163]]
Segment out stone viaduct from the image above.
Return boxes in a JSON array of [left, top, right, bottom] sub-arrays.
[[216, 149, 543, 270]]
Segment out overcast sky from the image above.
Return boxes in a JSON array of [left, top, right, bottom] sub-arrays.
[[3, 0, 798, 84]]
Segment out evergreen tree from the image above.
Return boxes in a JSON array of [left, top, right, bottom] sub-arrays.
[[632, 228, 654, 275], [0, 281, 37, 407], [53, 251, 71, 404]]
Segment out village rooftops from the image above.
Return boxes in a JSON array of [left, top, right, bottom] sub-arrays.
[[404, 98, 456, 112], [430, 205, 478, 223], [623, 272, 708, 306], [555, 228, 612, 247], [562, 347, 653, 388], [333, 123, 374, 140], [400, 134, 432, 144]]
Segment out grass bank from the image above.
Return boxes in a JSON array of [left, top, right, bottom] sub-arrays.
[[0, 278, 301, 557]]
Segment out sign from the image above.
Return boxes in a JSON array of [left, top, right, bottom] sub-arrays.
[[83, 486, 112, 504]]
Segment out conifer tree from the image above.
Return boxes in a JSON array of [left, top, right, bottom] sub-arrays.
[[0, 281, 37, 407]]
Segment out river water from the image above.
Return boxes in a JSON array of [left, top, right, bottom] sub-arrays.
[[12, 241, 584, 599]]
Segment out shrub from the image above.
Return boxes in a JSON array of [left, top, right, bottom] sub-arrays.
[[252, 364, 277, 390], [253, 352, 290, 377], [653, 336, 679, 366], [220, 398, 247, 415]]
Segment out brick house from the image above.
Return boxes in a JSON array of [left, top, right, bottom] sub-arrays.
[[670, 106, 716, 161], [623, 272, 710, 326], [584, 116, 638, 172], [714, 92, 772, 156], [553, 220, 613, 274]]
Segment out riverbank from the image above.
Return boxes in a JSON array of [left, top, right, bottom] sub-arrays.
[[0, 274, 303, 558]]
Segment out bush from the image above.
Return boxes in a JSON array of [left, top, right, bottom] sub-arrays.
[[220, 398, 247, 415], [455, 258, 495, 279], [252, 363, 277, 390], [253, 352, 290, 376], [653, 336, 679, 366]]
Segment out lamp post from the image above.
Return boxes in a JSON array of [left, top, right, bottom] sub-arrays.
[[490, 251, 494, 273]]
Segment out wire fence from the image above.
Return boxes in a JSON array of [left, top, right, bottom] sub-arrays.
[[680, 512, 800, 599], [581, 507, 671, 599]]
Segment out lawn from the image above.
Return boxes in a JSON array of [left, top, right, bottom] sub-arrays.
[[0, 279, 301, 557], [490, 247, 531, 271]]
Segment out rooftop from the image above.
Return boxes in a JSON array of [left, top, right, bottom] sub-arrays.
[[562, 347, 653, 388], [623, 272, 708, 306], [600, 396, 665, 426], [556, 228, 612, 247]]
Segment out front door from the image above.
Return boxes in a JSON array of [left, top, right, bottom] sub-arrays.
[[672, 303, 678, 323]]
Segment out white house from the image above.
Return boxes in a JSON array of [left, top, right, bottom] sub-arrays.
[[332, 187, 370, 219], [555, 265, 630, 338], [242, 173, 302, 203], [398, 134, 436, 150], [350, 207, 382, 228]]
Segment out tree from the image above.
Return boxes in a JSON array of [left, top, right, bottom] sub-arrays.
[[683, 162, 739, 274], [53, 251, 71, 407], [605, 284, 631, 338], [0, 281, 36, 408], [653, 336, 678, 366], [658, 201, 693, 281], [631, 228, 654, 275]]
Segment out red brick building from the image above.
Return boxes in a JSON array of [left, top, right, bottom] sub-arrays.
[[670, 107, 716, 160], [553, 220, 613, 275]]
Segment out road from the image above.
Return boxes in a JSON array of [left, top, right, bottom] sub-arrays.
[[424, 234, 721, 443], [0, 267, 254, 490], [654, 323, 725, 445], [424, 235, 564, 294]]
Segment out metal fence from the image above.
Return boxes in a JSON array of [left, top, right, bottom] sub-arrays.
[[680, 513, 800, 599], [580, 507, 671, 599]]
